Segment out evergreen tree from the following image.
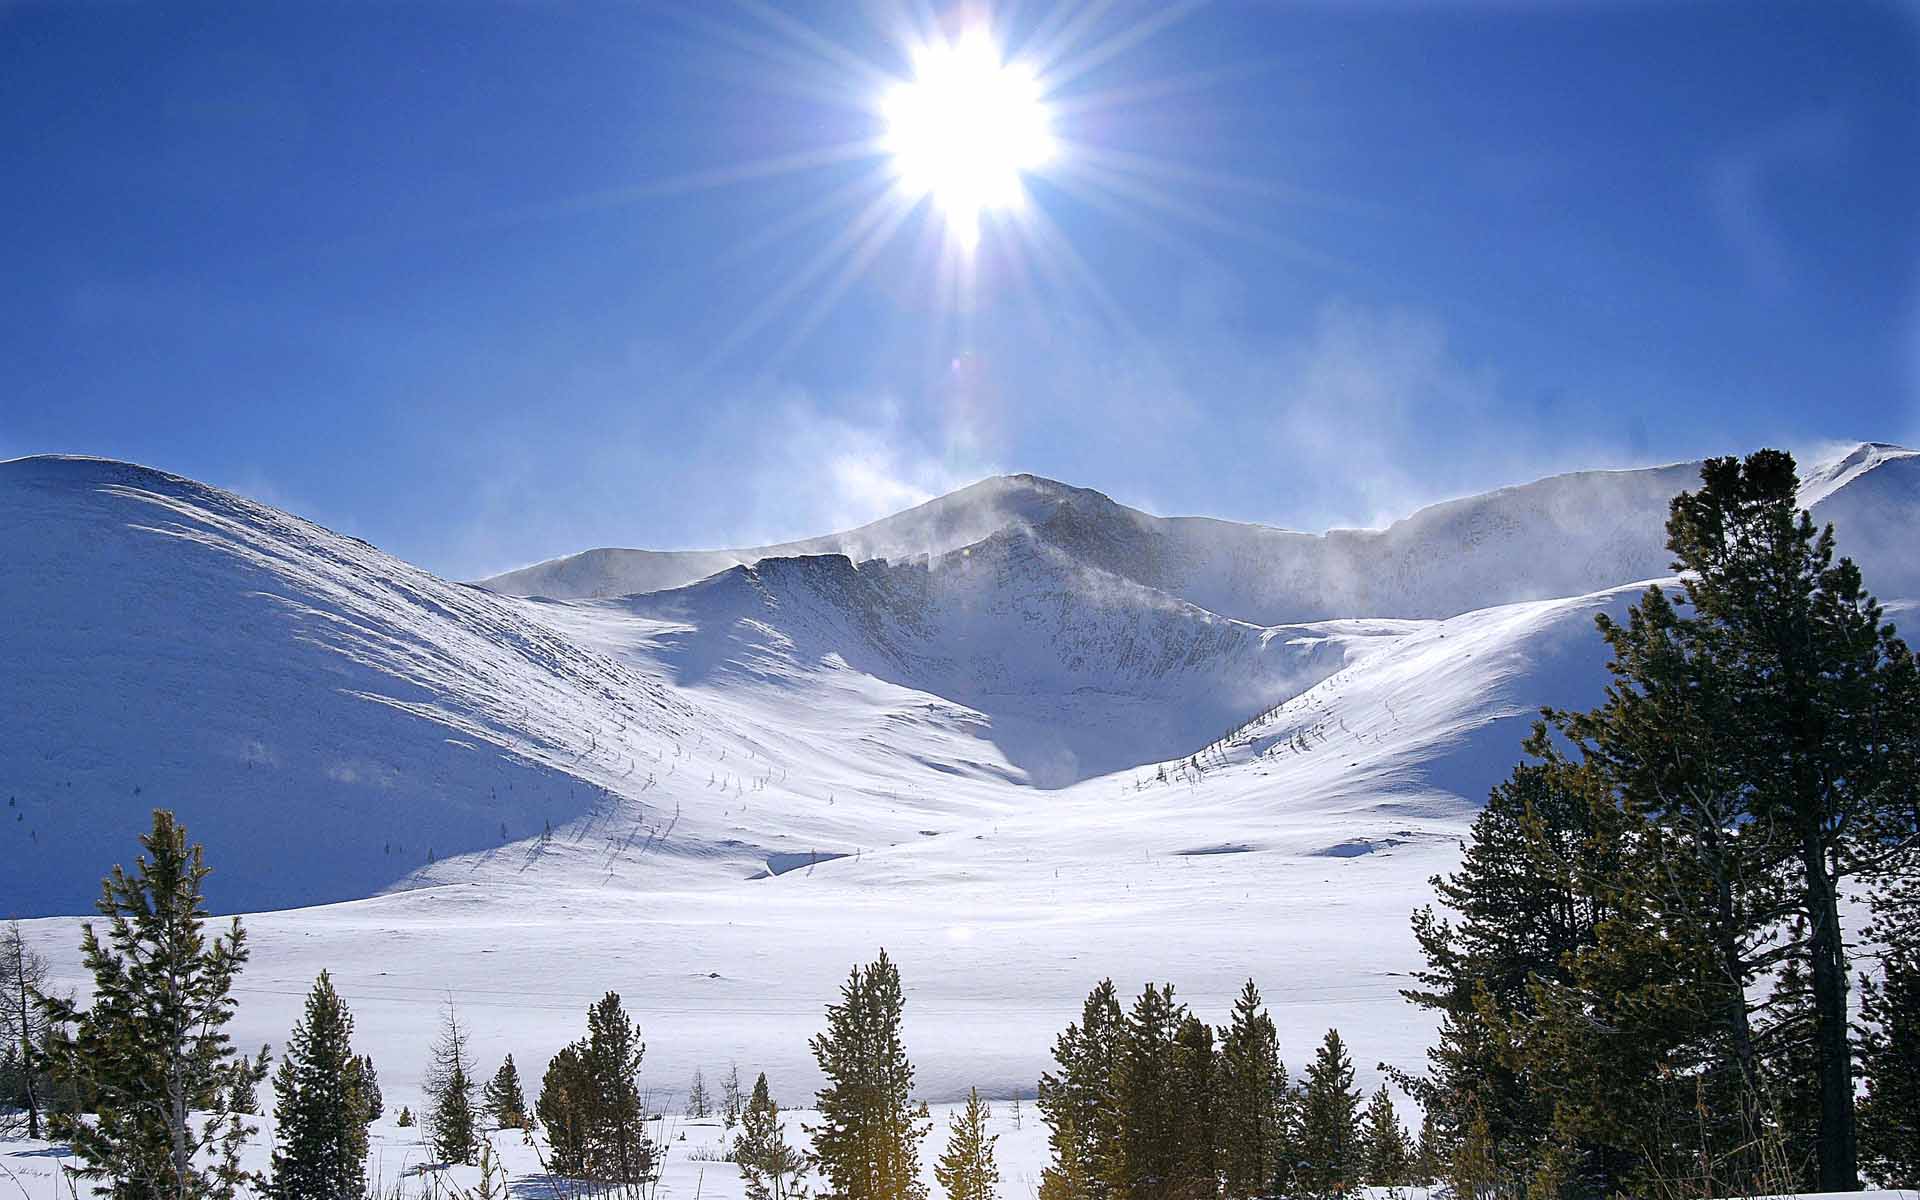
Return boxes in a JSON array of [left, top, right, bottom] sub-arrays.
[[1859, 948, 1920, 1188], [687, 1068, 712, 1118], [1360, 1087, 1412, 1188], [425, 999, 478, 1165], [581, 991, 652, 1185], [1400, 754, 1609, 1193], [40, 809, 260, 1200], [396, 1106, 414, 1129], [1297, 1030, 1361, 1199], [808, 949, 929, 1200], [735, 1072, 808, 1200], [934, 1089, 999, 1200], [485, 1055, 529, 1130], [270, 971, 369, 1200], [1658, 450, 1918, 1190], [723, 1060, 746, 1129], [0, 920, 52, 1138], [1411, 1106, 1443, 1185], [1038, 980, 1124, 1200], [351, 1054, 383, 1122], [1110, 982, 1187, 1200], [1170, 1014, 1216, 1200], [537, 1043, 593, 1177], [1217, 979, 1286, 1200]]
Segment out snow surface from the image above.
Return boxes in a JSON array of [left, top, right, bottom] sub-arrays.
[[3, 446, 1917, 1199]]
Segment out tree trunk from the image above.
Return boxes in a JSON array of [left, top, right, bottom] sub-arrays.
[[1805, 838, 1858, 1192]]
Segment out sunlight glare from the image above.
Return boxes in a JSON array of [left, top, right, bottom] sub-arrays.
[[883, 29, 1056, 250]]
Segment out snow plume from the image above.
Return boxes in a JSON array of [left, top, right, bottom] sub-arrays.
[[734, 387, 995, 549]]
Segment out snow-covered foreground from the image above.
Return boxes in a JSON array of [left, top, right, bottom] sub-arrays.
[[4, 445, 1918, 1198]]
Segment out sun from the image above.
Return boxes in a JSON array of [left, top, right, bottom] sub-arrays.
[[882, 29, 1056, 250]]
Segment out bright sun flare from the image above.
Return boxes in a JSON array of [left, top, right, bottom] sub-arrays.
[[883, 30, 1055, 250]]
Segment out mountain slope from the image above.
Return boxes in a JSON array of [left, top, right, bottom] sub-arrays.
[[0, 456, 702, 912]]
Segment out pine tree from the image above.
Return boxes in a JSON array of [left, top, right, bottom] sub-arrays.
[[270, 971, 370, 1200], [1111, 982, 1186, 1200], [537, 1043, 593, 1177], [1217, 979, 1286, 1200], [1859, 948, 1920, 1188], [351, 1054, 383, 1122], [735, 1072, 808, 1200], [808, 949, 929, 1200], [722, 1060, 746, 1130], [0, 921, 52, 1138], [396, 1106, 414, 1129], [425, 999, 478, 1165], [1360, 1087, 1412, 1188], [1400, 753, 1609, 1192], [935, 1089, 999, 1200], [687, 1068, 712, 1118], [485, 1055, 529, 1130], [581, 991, 652, 1185], [1038, 980, 1124, 1200], [1170, 1014, 1216, 1199], [1658, 450, 1919, 1190], [1297, 1030, 1361, 1199], [40, 809, 260, 1200]]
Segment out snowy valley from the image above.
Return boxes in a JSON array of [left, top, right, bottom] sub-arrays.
[[3, 443, 1918, 1197]]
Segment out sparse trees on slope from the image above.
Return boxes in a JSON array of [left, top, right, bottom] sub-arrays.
[[485, 1055, 529, 1130], [808, 948, 928, 1200], [0, 920, 52, 1138], [736, 1072, 808, 1200], [934, 1089, 999, 1200], [1297, 1030, 1361, 1200], [270, 971, 369, 1200], [40, 809, 262, 1200], [426, 999, 479, 1165]]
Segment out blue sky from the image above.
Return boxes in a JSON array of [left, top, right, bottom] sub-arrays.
[[3, 1, 1916, 579]]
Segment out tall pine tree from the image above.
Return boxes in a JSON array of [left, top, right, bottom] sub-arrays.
[[1038, 980, 1124, 1200], [1297, 1029, 1361, 1200], [41, 810, 260, 1200], [1216, 979, 1288, 1200], [808, 949, 928, 1200], [425, 998, 478, 1165], [270, 971, 369, 1200]]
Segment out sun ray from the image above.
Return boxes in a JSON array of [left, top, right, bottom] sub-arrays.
[[773, 190, 927, 364], [730, 0, 900, 94], [698, 185, 920, 374], [1032, 0, 1209, 94], [1057, 154, 1350, 273]]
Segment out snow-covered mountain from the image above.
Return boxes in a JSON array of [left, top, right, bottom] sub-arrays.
[[483, 447, 1918, 623], [3, 443, 1915, 1111]]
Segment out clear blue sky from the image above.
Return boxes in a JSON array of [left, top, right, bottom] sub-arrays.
[[3, 1, 1915, 579]]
